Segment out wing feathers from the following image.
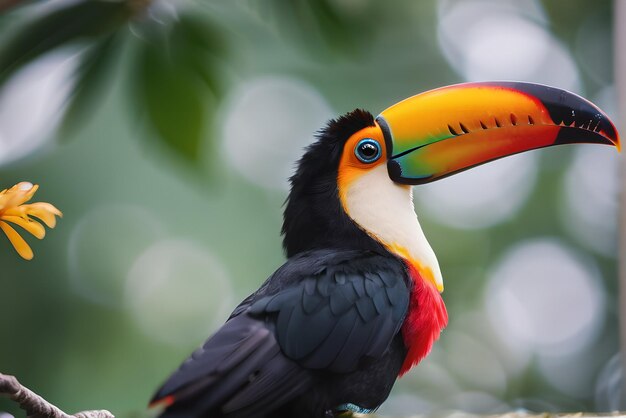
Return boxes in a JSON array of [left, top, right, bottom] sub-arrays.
[[151, 250, 410, 417], [355, 296, 377, 321], [152, 315, 311, 417], [249, 252, 410, 374]]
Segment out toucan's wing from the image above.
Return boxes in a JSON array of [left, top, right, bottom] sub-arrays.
[[150, 314, 311, 417], [248, 250, 410, 373], [150, 250, 409, 416]]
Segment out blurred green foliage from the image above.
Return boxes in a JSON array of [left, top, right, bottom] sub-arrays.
[[0, 0, 621, 417], [0, 0, 378, 163]]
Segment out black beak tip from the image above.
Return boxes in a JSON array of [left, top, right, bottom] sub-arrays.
[[489, 81, 619, 147]]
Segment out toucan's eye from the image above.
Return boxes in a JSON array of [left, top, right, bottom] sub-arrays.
[[355, 139, 382, 163]]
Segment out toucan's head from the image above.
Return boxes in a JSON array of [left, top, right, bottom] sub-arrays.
[[282, 82, 619, 291]]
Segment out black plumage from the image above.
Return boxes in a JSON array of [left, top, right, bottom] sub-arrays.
[[151, 111, 411, 418], [152, 250, 410, 418], [281, 109, 386, 257], [248, 250, 409, 373]]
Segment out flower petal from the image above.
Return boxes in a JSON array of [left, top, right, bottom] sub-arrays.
[[14, 182, 38, 205], [1, 183, 38, 210], [0, 221, 34, 260], [2, 207, 28, 218], [2, 215, 46, 239], [3, 203, 62, 227], [24, 202, 63, 217], [25, 207, 58, 228], [0, 191, 10, 208]]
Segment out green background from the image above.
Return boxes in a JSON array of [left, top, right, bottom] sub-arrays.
[[0, 0, 621, 416]]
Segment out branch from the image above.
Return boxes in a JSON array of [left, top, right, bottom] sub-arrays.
[[0, 373, 114, 418]]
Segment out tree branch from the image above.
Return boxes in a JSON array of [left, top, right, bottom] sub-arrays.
[[0, 373, 114, 418]]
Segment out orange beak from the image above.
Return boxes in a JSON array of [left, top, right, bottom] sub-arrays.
[[377, 82, 620, 184]]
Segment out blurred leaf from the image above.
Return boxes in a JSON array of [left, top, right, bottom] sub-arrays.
[[307, 0, 356, 49], [171, 14, 226, 97], [256, 0, 375, 55], [0, 0, 132, 84], [540, 0, 612, 42], [138, 44, 207, 162], [59, 32, 124, 136], [134, 15, 226, 163]]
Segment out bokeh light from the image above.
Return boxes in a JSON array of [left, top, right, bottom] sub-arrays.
[[595, 354, 625, 411], [538, 348, 601, 398], [561, 145, 619, 257], [0, 49, 76, 166], [68, 204, 165, 308], [486, 239, 605, 357], [415, 153, 537, 229], [221, 76, 334, 190], [442, 331, 507, 394], [124, 238, 233, 346], [437, 0, 580, 92], [575, 11, 613, 86], [451, 311, 532, 377]]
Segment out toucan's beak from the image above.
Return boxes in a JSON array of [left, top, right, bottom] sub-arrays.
[[377, 82, 620, 185]]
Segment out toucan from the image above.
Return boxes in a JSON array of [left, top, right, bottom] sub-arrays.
[[149, 82, 620, 418]]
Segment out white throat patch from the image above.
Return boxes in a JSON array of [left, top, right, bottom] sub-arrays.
[[340, 164, 444, 290]]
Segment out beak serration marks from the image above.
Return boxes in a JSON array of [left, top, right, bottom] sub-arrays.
[[592, 119, 601, 132], [442, 111, 606, 141], [448, 114, 537, 137], [447, 124, 459, 136]]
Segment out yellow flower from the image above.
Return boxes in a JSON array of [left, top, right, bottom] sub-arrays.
[[0, 182, 62, 260]]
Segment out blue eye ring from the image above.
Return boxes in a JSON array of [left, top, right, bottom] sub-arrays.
[[354, 139, 382, 163]]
